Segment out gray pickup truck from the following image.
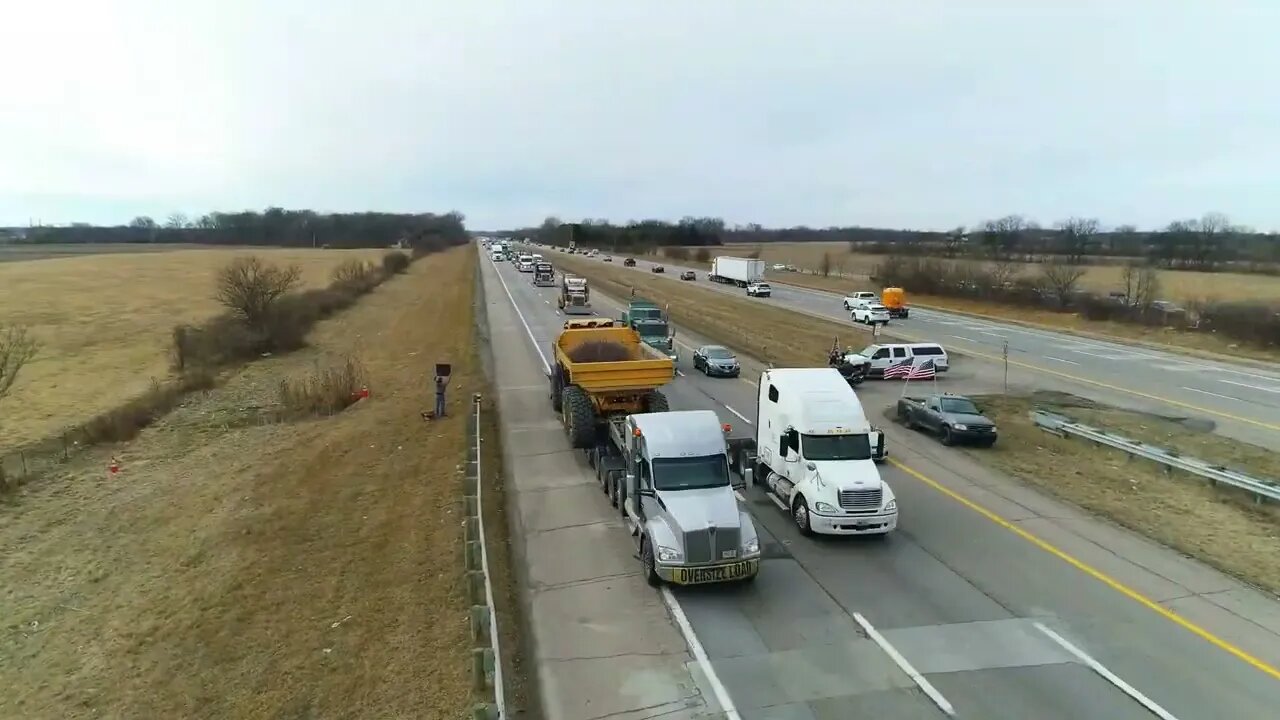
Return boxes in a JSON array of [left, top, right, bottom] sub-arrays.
[[897, 393, 998, 447]]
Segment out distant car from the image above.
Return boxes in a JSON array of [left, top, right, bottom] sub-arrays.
[[843, 291, 879, 310], [692, 345, 740, 377], [680, 270, 696, 281], [746, 282, 771, 297], [652, 265, 665, 273], [603, 256, 613, 262], [623, 258, 636, 267]]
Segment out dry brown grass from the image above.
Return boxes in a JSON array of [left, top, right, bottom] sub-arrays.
[[557, 254, 1280, 595], [0, 247, 382, 450], [650, 244, 1280, 363], [954, 393, 1280, 595], [0, 247, 491, 718]]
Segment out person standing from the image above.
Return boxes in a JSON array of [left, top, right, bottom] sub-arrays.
[[434, 374, 448, 417]]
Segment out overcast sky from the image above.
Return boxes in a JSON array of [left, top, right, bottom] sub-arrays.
[[2, 1, 1276, 231]]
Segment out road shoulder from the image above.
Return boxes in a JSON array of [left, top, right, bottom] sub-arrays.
[[478, 257, 719, 720]]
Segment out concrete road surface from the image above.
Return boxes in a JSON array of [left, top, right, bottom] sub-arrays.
[[488, 251, 1280, 720], [584, 251, 1280, 450]]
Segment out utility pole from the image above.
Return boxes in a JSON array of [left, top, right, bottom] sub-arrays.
[[1002, 340, 1009, 394]]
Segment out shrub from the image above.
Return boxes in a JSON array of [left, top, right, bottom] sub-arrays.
[[665, 246, 690, 261], [331, 259, 381, 295], [277, 357, 367, 419], [694, 247, 711, 263], [77, 371, 214, 445], [216, 256, 302, 331], [382, 251, 411, 275]]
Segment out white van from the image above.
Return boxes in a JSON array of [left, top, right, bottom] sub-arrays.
[[846, 342, 949, 378], [752, 368, 896, 537]]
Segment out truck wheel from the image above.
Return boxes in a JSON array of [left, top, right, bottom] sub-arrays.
[[643, 390, 670, 413], [793, 495, 814, 536], [608, 472, 619, 505], [941, 426, 956, 446], [753, 461, 766, 486], [550, 368, 564, 413], [641, 538, 662, 587], [562, 386, 597, 449]]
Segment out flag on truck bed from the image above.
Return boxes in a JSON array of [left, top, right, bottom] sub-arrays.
[[906, 359, 936, 380], [882, 358, 913, 379]]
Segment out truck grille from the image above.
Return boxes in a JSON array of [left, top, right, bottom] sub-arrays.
[[683, 527, 741, 564], [838, 488, 882, 511]]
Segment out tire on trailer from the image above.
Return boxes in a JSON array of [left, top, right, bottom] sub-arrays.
[[562, 385, 597, 449], [550, 366, 565, 413], [643, 390, 670, 414]]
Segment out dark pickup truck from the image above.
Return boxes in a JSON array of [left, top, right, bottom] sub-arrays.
[[897, 393, 997, 447]]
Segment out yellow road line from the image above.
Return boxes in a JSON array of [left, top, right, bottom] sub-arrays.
[[889, 457, 1280, 683]]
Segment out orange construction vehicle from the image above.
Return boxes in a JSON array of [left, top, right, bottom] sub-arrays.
[[881, 287, 909, 318]]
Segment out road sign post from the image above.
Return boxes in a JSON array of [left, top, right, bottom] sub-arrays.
[[1002, 340, 1009, 394]]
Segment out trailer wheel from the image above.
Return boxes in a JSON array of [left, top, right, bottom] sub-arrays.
[[550, 367, 564, 413], [609, 472, 619, 507], [561, 386, 597, 449], [643, 390, 670, 413]]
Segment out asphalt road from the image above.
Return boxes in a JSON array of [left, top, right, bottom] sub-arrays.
[[561, 250, 1280, 450], [491, 255, 1280, 720]]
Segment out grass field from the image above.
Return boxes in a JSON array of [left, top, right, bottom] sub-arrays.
[[0, 242, 216, 263], [554, 253, 1280, 595], [0, 247, 512, 718], [0, 247, 382, 450], [683, 241, 1280, 304]]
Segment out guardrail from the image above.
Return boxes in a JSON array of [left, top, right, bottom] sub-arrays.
[[1031, 409, 1280, 504], [465, 393, 505, 719]]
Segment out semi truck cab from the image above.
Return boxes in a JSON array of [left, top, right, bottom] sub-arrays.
[[612, 411, 761, 586], [753, 368, 896, 536]]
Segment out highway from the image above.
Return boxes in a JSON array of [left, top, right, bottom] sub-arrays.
[[489, 254, 1280, 720], [573, 252, 1280, 450]]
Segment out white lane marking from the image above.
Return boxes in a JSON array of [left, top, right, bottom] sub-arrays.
[[1043, 356, 1080, 365], [978, 330, 1005, 337], [1218, 379, 1280, 395], [948, 335, 976, 343], [1181, 386, 1241, 402], [489, 254, 742, 720], [725, 405, 752, 425], [1215, 366, 1280, 383], [491, 257, 550, 374], [676, 370, 686, 377], [1034, 622, 1180, 720], [734, 490, 746, 502], [853, 612, 955, 716]]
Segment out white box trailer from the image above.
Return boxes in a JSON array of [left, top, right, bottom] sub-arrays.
[[709, 256, 765, 287]]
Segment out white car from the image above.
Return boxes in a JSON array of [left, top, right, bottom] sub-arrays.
[[747, 282, 772, 297], [851, 303, 891, 325], [843, 291, 878, 310]]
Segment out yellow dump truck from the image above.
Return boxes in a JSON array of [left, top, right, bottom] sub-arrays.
[[550, 320, 675, 448]]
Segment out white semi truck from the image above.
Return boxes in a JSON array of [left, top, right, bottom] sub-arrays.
[[744, 368, 897, 537], [709, 256, 766, 288]]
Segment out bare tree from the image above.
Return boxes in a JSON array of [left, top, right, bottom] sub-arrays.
[[1120, 262, 1160, 308], [215, 256, 302, 330], [0, 324, 38, 400], [988, 260, 1020, 290], [942, 226, 966, 258], [166, 213, 190, 229], [1056, 217, 1100, 264], [819, 252, 833, 277], [1039, 260, 1087, 308], [981, 215, 1028, 260]]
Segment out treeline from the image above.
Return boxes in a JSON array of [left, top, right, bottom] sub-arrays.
[[16, 208, 470, 251], [502, 214, 1279, 273]]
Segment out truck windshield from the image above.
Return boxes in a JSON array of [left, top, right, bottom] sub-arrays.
[[640, 322, 668, 337], [940, 398, 980, 415], [652, 455, 730, 491], [801, 434, 872, 461]]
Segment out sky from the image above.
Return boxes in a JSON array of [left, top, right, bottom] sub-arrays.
[[2, 1, 1277, 232]]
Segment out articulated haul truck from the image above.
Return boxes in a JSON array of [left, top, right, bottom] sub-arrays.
[[549, 319, 760, 585], [709, 256, 766, 287]]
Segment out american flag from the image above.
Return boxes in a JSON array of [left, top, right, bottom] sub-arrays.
[[906, 359, 937, 380], [882, 358, 914, 379]]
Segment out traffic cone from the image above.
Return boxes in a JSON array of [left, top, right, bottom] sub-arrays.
[[108, 457, 120, 476], [360, 385, 370, 399]]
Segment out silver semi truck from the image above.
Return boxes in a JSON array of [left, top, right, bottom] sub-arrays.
[[590, 410, 761, 586]]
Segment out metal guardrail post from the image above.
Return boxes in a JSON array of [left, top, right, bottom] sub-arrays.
[[466, 393, 505, 718]]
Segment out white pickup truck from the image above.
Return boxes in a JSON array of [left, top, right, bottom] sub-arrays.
[[842, 291, 878, 310]]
